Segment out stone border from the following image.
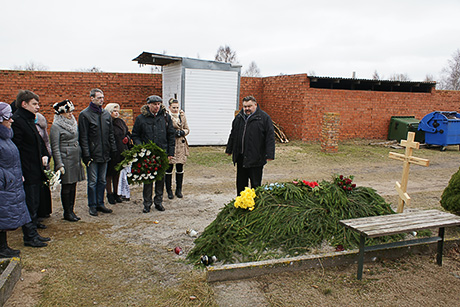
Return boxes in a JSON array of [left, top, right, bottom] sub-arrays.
[[0, 258, 21, 306], [206, 238, 460, 282]]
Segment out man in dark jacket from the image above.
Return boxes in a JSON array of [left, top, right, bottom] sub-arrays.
[[226, 96, 275, 195], [78, 88, 117, 216], [12, 90, 51, 247], [132, 95, 175, 213]]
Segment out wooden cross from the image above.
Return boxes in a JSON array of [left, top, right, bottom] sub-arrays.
[[389, 132, 430, 213]]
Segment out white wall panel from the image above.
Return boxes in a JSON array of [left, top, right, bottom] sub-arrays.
[[184, 69, 239, 145], [163, 62, 182, 105]]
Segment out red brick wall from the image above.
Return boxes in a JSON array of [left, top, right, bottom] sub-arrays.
[[2, 70, 460, 141], [0, 70, 161, 122]]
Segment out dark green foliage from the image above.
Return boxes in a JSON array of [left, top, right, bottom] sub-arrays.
[[187, 180, 402, 264], [441, 167, 460, 213]]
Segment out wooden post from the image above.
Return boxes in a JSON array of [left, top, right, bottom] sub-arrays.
[[389, 132, 430, 213]]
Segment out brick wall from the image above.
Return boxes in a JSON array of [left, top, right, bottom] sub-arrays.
[[0, 70, 161, 122], [2, 70, 460, 141]]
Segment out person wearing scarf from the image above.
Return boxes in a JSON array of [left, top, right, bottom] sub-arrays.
[[50, 100, 85, 222]]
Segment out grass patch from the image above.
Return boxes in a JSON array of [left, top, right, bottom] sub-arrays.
[[188, 146, 233, 167]]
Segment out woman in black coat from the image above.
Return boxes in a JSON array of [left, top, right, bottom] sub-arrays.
[[105, 103, 130, 204]]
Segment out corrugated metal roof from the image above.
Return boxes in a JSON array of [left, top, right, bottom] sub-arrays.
[[308, 75, 436, 93], [132, 52, 182, 66]]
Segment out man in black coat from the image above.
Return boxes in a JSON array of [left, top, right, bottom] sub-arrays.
[[78, 88, 117, 216], [12, 90, 51, 247], [132, 95, 175, 213], [226, 96, 275, 195]]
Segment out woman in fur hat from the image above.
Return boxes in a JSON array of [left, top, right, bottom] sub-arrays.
[[49, 100, 85, 221], [0, 102, 31, 257]]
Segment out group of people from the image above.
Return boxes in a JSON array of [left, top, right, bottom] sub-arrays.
[[0, 89, 191, 257], [1, 89, 275, 258]]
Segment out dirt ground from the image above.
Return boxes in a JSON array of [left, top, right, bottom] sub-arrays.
[[4, 141, 460, 306]]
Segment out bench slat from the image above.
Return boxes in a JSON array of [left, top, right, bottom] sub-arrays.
[[339, 210, 460, 238]]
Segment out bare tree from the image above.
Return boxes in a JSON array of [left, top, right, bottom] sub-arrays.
[[13, 61, 48, 71], [372, 70, 380, 80], [388, 73, 411, 81], [243, 61, 261, 77], [76, 66, 103, 73], [439, 49, 460, 90], [424, 74, 436, 82], [215, 45, 238, 63]]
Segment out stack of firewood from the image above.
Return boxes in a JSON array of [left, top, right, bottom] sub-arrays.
[[273, 121, 289, 143]]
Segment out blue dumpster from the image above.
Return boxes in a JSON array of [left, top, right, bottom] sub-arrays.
[[418, 111, 460, 150]]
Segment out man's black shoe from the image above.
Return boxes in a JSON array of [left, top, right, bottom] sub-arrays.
[[36, 223, 47, 229], [36, 235, 51, 242], [96, 205, 113, 213], [154, 204, 165, 211], [89, 207, 98, 216], [24, 238, 48, 248], [142, 205, 151, 213]]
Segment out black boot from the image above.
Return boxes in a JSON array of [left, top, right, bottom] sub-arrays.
[[0, 232, 20, 258], [62, 190, 78, 222], [175, 172, 184, 198], [165, 173, 174, 199], [107, 193, 116, 205], [69, 183, 80, 220], [115, 194, 123, 203]]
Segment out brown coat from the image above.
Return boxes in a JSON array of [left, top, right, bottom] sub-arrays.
[[168, 110, 189, 164]]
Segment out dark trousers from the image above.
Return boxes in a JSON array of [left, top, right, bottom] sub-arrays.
[[22, 183, 41, 240], [236, 162, 263, 195], [143, 177, 165, 207]]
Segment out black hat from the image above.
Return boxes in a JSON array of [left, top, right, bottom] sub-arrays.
[[53, 99, 75, 114], [146, 95, 162, 104]]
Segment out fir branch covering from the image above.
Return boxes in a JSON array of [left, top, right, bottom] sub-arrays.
[[441, 167, 460, 214], [187, 179, 402, 264], [115, 141, 169, 184]]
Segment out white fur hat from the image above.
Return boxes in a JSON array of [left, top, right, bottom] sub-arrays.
[[53, 99, 75, 114]]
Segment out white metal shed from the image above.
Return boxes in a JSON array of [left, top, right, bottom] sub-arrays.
[[133, 52, 241, 145]]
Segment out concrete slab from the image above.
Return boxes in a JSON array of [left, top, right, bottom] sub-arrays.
[[207, 238, 460, 282], [0, 258, 21, 306]]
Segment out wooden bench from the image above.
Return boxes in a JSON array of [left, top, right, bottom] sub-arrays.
[[339, 209, 460, 280]]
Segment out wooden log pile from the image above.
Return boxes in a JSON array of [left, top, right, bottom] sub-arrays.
[[273, 121, 289, 143]]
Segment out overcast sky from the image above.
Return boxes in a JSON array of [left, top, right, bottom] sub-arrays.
[[1, 0, 459, 81]]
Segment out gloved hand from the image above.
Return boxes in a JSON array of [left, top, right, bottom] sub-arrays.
[[83, 157, 93, 167], [42, 156, 49, 166], [175, 130, 185, 137], [59, 167, 65, 175]]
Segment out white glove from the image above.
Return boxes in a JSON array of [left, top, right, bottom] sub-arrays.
[[59, 167, 65, 175], [42, 156, 49, 166]]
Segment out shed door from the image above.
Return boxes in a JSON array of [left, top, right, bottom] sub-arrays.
[[184, 68, 239, 145]]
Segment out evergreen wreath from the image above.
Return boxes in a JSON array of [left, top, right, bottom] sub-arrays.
[[115, 141, 169, 185]]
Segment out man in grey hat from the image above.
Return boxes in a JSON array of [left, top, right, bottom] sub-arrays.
[[132, 95, 175, 213]]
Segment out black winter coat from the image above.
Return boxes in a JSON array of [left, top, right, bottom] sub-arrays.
[[131, 105, 175, 156], [107, 117, 130, 177], [226, 106, 275, 168], [78, 105, 117, 164], [11, 107, 49, 184]]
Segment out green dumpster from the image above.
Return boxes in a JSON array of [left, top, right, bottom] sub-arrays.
[[388, 116, 425, 143]]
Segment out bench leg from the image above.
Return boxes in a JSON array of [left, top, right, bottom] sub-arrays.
[[357, 235, 365, 280], [437, 227, 445, 266]]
